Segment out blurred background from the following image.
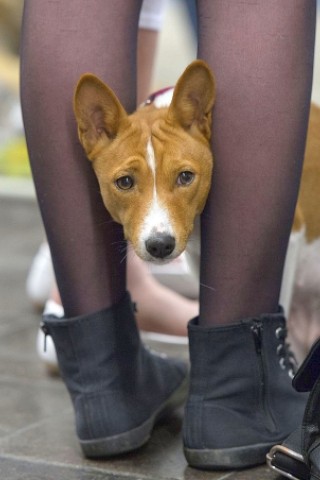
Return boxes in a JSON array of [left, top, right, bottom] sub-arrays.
[[0, 0, 319, 195]]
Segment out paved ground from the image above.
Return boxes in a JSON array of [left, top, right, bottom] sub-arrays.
[[0, 195, 280, 480], [0, 0, 319, 478]]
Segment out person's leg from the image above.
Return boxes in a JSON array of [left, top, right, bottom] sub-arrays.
[[21, 0, 187, 458], [183, 1, 316, 470], [25, 0, 195, 337], [21, 0, 144, 317], [197, 0, 316, 326], [137, 28, 159, 105], [137, 0, 167, 104]]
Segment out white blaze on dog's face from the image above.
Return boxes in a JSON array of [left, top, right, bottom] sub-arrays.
[[139, 137, 175, 260], [73, 60, 216, 263]]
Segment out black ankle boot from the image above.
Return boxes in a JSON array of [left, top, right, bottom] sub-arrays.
[[41, 292, 188, 458], [183, 309, 307, 469]]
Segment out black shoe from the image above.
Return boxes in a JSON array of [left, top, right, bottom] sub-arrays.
[[42, 292, 188, 458], [183, 309, 307, 469]]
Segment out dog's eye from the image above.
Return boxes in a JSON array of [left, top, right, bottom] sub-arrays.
[[177, 171, 195, 186], [115, 175, 134, 190]]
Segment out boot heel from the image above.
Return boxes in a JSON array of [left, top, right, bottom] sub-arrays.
[[185, 442, 277, 470], [80, 374, 189, 458]]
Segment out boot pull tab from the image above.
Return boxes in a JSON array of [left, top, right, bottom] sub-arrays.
[[251, 320, 263, 354], [40, 323, 50, 352]]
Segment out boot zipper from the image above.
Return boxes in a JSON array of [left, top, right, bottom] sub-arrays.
[[251, 321, 262, 354], [251, 320, 276, 432], [41, 322, 49, 352]]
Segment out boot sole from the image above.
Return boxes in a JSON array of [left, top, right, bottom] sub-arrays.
[[184, 441, 279, 470], [80, 374, 189, 458]]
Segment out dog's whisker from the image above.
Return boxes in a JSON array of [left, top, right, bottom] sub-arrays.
[[199, 282, 216, 292], [112, 243, 128, 256], [111, 240, 127, 246], [113, 247, 127, 254], [120, 251, 129, 264]]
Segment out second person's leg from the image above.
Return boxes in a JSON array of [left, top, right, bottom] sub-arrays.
[[183, 0, 316, 470]]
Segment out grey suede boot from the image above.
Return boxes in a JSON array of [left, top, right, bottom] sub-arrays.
[[41, 292, 188, 458], [183, 309, 307, 470]]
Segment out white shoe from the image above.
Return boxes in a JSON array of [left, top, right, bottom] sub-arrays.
[[141, 331, 188, 360], [26, 243, 54, 308]]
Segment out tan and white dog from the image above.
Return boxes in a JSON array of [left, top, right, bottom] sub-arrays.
[[287, 104, 320, 362], [74, 61, 320, 361], [73, 60, 215, 263]]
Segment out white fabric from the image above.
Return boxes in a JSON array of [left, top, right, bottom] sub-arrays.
[[153, 87, 174, 108], [26, 242, 54, 306], [139, 0, 167, 31]]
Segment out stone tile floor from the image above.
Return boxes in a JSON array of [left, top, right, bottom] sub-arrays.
[[0, 196, 282, 479]]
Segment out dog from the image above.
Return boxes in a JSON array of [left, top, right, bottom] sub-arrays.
[[287, 103, 320, 363], [73, 60, 215, 263], [74, 62, 320, 361]]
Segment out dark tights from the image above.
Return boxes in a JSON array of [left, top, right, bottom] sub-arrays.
[[21, 1, 316, 324], [198, 1, 316, 325], [21, 0, 142, 317]]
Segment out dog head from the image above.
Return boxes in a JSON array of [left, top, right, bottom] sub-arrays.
[[74, 60, 215, 263]]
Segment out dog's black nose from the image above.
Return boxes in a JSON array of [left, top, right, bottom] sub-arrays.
[[145, 234, 176, 259]]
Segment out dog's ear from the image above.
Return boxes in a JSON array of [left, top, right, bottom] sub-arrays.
[[73, 74, 129, 159], [167, 60, 216, 141]]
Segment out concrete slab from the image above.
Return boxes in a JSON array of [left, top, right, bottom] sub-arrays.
[[0, 197, 278, 479]]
